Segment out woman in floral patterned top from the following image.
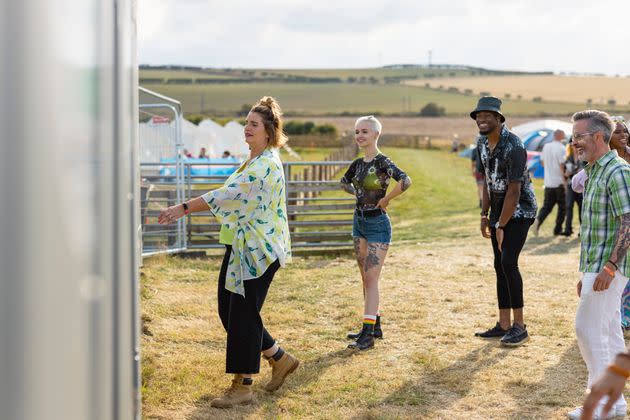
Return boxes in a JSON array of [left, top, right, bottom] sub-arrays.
[[158, 97, 298, 408], [340, 116, 412, 351]]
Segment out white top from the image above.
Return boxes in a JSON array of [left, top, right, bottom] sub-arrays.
[[541, 140, 567, 187]]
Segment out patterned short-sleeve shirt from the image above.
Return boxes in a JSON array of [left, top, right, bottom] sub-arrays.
[[202, 148, 292, 296], [340, 154, 410, 209], [580, 150, 630, 276], [476, 125, 538, 224]]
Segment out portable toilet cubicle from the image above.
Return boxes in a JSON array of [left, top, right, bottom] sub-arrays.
[[0, 1, 141, 419]]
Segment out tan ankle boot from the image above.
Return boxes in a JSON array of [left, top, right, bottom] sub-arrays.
[[265, 352, 299, 392], [210, 377, 255, 408]]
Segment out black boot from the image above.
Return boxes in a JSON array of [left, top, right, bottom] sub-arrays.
[[347, 316, 382, 340], [347, 325, 375, 350]]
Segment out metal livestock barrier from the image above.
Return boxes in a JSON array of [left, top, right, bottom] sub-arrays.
[[140, 160, 355, 252]]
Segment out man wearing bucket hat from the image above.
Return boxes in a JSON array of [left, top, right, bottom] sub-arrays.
[[472, 96, 538, 347]]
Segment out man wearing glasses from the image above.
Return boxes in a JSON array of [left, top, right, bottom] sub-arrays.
[[568, 110, 630, 420]]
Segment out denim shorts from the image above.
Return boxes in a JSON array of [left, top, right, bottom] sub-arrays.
[[352, 212, 392, 244]]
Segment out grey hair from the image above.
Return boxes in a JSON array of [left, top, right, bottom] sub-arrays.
[[355, 115, 382, 136], [572, 109, 614, 144]]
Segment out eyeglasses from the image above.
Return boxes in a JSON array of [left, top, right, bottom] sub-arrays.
[[573, 131, 596, 141]]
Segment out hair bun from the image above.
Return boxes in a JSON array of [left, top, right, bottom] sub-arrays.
[[258, 96, 276, 108]]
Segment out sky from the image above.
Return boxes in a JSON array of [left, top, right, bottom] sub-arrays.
[[138, 0, 630, 76]]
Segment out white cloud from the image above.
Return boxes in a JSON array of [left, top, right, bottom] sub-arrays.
[[137, 0, 630, 75]]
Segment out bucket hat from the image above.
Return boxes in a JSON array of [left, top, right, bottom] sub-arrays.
[[470, 96, 505, 122]]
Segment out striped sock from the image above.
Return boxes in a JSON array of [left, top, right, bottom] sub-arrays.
[[363, 314, 377, 334]]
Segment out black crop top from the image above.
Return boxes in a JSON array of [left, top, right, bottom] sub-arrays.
[[340, 154, 410, 209]]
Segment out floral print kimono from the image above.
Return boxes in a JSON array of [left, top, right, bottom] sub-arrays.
[[202, 148, 291, 296]]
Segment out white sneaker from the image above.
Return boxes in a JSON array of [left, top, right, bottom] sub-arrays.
[[567, 405, 626, 419]]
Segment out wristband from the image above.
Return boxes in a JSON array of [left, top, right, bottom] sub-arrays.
[[607, 364, 630, 379], [603, 265, 615, 277], [608, 260, 619, 270], [480, 210, 488, 217], [182, 202, 189, 215]]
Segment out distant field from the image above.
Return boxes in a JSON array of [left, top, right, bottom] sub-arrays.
[[141, 83, 590, 116], [140, 69, 240, 80], [287, 116, 536, 143], [407, 75, 630, 107], [140, 66, 514, 83]]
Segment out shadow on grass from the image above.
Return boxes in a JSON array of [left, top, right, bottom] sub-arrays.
[[503, 342, 587, 418], [187, 349, 354, 419], [525, 235, 580, 256], [351, 341, 510, 418]]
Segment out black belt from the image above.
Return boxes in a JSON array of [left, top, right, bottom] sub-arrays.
[[355, 208, 386, 218]]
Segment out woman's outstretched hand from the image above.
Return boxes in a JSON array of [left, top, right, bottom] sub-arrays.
[[158, 205, 185, 225]]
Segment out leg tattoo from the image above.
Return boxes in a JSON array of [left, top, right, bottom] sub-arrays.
[[364, 243, 389, 272]]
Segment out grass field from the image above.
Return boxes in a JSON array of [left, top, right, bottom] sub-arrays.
[[408, 75, 630, 107], [141, 82, 590, 116], [140, 147, 615, 419]]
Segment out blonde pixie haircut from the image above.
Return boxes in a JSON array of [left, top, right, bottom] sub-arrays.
[[250, 96, 288, 148], [355, 115, 382, 137]]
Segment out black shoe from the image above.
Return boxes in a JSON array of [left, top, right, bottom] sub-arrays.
[[348, 326, 375, 350], [347, 316, 383, 340], [560, 231, 572, 237], [500, 323, 529, 347], [474, 322, 509, 339]]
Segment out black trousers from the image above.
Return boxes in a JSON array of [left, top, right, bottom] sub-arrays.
[[536, 186, 566, 234], [564, 186, 583, 234], [490, 218, 533, 309], [218, 245, 279, 374]]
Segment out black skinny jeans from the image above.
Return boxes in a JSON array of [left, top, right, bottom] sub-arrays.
[[490, 218, 533, 309], [218, 245, 280, 374], [536, 186, 566, 234]]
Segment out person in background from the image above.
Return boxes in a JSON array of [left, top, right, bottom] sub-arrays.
[[568, 110, 630, 420], [340, 115, 412, 351], [182, 148, 193, 158], [532, 129, 567, 236], [198, 146, 209, 159], [158, 97, 298, 409], [222, 150, 232, 159], [610, 117, 630, 163], [561, 137, 584, 237], [609, 117, 630, 334], [471, 144, 485, 208], [472, 96, 537, 347]]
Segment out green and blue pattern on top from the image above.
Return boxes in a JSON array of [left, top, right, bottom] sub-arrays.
[[202, 148, 292, 296]]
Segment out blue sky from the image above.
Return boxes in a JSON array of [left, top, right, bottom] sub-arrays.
[[138, 0, 629, 75]]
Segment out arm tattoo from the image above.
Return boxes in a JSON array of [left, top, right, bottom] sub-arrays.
[[400, 176, 412, 192], [611, 213, 630, 266], [364, 243, 389, 272], [340, 181, 356, 195]]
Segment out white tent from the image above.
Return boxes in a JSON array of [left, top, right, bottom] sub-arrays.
[[198, 119, 248, 158], [510, 119, 573, 139], [181, 118, 216, 158]]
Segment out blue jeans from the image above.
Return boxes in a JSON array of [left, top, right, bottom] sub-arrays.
[[352, 211, 392, 243]]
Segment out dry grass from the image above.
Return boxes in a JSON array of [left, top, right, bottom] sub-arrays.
[[142, 235, 609, 419], [407, 75, 630, 106], [141, 148, 629, 419]]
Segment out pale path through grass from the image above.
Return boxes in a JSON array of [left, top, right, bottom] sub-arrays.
[[141, 148, 619, 419]]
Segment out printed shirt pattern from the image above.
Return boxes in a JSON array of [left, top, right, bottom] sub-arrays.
[[202, 148, 292, 296], [476, 125, 538, 224], [580, 151, 630, 276], [340, 154, 410, 209]]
